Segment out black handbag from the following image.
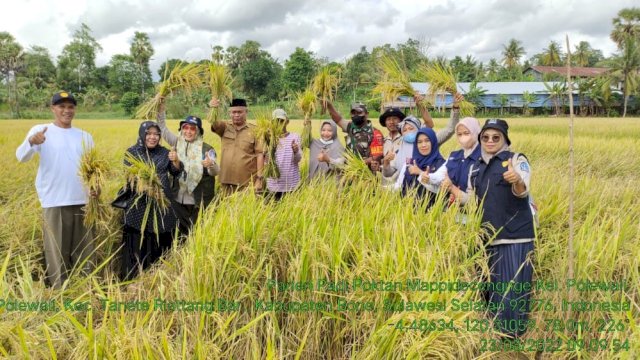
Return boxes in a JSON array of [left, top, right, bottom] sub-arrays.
[[111, 186, 133, 209]]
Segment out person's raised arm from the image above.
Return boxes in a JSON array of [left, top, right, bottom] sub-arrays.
[[16, 125, 46, 162], [435, 93, 463, 145], [208, 98, 227, 136], [156, 97, 179, 147], [414, 94, 434, 129], [326, 101, 348, 132]]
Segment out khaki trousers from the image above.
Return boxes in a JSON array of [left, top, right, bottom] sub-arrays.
[[42, 205, 94, 288]]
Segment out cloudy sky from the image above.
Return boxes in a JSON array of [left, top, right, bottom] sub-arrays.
[[1, 0, 635, 78]]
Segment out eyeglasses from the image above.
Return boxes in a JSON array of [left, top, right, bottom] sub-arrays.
[[181, 124, 197, 131], [480, 134, 502, 143]]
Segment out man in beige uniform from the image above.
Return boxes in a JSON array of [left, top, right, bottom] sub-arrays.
[[209, 98, 264, 195]]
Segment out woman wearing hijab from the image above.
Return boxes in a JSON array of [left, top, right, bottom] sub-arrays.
[[441, 117, 482, 205], [156, 100, 218, 235], [456, 119, 535, 338], [396, 127, 447, 209], [120, 121, 183, 281], [307, 119, 346, 180], [382, 115, 421, 189]]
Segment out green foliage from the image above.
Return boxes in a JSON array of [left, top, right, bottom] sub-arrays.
[[56, 23, 102, 93], [283, 47, 317, 95], [120, 91, 141, 115]]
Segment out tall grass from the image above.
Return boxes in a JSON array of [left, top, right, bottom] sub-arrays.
[[1, 118, 639, 359]]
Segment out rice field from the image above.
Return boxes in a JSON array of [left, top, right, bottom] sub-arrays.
[[0, 116, 639, 359]]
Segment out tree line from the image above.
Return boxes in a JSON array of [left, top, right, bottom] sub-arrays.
[[1, 7, 639, 118]]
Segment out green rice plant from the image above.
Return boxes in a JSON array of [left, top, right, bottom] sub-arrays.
[[1, 118, 640, 359], [254, 112, 285, 179], [339, 150, 378, 186], [204, 62, 234, 124], [135, 62, 205, 120], [78, 144, 112, 229]]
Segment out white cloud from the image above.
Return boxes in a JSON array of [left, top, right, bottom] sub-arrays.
[[0, 0, 634, 79]]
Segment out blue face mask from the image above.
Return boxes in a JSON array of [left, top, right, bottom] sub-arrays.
[[403, 132, 417, 143]]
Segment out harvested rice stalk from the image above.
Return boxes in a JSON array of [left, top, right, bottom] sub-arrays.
[[254, 112, 285, 179], [135, 61, 205, 120], [419, 62, 476, 116], [297, 89, 317, 148], [123, 152, 170, 211], [372, 54, 419, 105], [311, 66, 340, 113], [339, 151, 378, 186], [205, 62, 233, 124], [79, 144, 111, 228]]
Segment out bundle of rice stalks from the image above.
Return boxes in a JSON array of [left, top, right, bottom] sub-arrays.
[[123, 152, 169, 211], [79, 145, 111, 228], [204, 62, 234, 124], [297, 89, 317, 149], [339, 151, 378, 186], [419, 62, 476, 116], [372, 54, 419, 105], [311, 66, 340, 113], [135, 62, 205, 120], [254, 113, 285, 179]]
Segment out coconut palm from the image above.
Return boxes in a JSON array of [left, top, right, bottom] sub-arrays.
[[501, 39, 525, 71], [541, 41, 563, 66], [603, 37, 640, 117], [573, 41, 592, 67]]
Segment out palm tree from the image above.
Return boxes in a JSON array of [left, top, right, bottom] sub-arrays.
[[543, 82, 567, 116], [129, 32, 154, 98], [485, 58, 501, 81], [541, 41, 563, 66], [522, 91, 536, 116], [494, 94, 509, 115], [573, 41, 592, 67], [501, 39, 525, 76], [604, 37, 640, 117], [464, 81, 488, 113], [610, 8, 640, 48]]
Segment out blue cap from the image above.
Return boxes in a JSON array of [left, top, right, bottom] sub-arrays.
[[179, 115, 204, 135]]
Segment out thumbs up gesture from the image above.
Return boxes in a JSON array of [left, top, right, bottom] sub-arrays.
[[420, 166, 431, 183], [291, 140, 299, 154], [168, 146, 180, 166], [503, 159, 522, 184], [408, 160, 422, 175], [441, 173, 452, 191], [29, 127, 48, 145], [202, 151, 214, 168]]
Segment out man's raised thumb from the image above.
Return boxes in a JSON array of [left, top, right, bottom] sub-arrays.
[[41, 126, 48, 134]]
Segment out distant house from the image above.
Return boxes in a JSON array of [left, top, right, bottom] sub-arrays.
[[404, 82, 577, 109], [523, 66, 608, 81]]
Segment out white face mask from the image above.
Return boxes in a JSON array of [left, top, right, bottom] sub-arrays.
[[320, 138, 334, 145]]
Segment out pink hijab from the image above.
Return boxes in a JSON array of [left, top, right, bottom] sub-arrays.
[[456, 117, 481, 154]]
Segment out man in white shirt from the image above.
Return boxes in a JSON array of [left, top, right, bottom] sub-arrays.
[[16, 91, 95, 288]]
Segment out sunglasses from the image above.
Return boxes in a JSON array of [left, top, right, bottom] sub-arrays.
[[181, 124, 197, 131], [480, 134, 502, 143]]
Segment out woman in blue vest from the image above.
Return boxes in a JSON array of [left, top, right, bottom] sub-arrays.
[[456, 119, 535, 338], [441, 117, 481, 213], [398, 127, 447, 209]]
